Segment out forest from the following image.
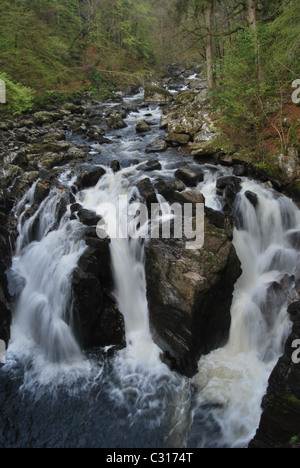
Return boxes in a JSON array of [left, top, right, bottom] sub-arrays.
[[0, 0, 299, 172]]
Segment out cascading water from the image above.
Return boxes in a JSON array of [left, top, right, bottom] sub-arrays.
[[190, 179, 300, 448], [7, 186, 88, 386], [1, 89, 300, 449], [79, 166, 164, 371]]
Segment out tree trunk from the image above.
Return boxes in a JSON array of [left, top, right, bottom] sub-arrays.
[[206, 6, 213, 91], [246, 0, 257, 31], [246, 0, 263, 83]]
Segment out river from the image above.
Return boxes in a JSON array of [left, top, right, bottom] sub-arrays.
[[0, 89, 299, 448]]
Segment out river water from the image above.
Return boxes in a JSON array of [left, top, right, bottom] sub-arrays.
[[0, 90, 299, 448]]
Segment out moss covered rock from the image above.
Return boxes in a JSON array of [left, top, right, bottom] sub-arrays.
[[144, 85, 173, 105]]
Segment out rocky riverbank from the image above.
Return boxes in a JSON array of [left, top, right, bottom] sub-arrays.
[[1, 70, 300, 450]]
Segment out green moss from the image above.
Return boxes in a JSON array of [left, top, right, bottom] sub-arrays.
[[284, 394, 300, 406], [174, 91, 197, 105], [144, 85, 172, 98]]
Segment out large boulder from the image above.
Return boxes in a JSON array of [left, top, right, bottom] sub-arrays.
[[72, 231, 125, 350], [137, 159, 162, 172], [146, 140, 168, 153], [106, 113, 127, 129], [175, 165, 204, 187], [77, 167, 106, 190], [136, 120, 151, 133], [0, 194, 13, 351], [165, 133, 190, 146], [144, 85, 173, 105], [145, 217, 241, 377], [33, 111, 62, 126]]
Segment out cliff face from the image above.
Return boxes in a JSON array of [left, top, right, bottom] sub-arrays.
[[0, 192, 13, 353], [249, 301, 300, 448]]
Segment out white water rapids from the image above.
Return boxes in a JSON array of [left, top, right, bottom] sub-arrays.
[[80, 167, 165, 372], [2, 94, 300, 448], [192, 179, 300, 447]]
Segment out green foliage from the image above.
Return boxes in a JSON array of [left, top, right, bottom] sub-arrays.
[[0, 0, 82, 92], [88, 68, 116, 100], [0, 72, 34, 115], [261, 0, 300, 84], [0, 0, 168, 110], [213, 0, 300, 157], [213, 30, 269, 134]]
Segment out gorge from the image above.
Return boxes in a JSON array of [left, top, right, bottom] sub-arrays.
[[0, 78, 300, 448]]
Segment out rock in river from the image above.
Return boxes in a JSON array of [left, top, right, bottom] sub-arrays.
[[145, 217, 241, 377]]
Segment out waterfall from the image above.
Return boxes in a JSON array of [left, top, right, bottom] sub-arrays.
[[192, 179, 300, 448], [80, 167, 165, 372], [3, 88, 300, 448], [7, 187, 87, 378]]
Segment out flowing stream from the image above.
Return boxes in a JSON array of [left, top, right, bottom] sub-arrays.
[[0, 90, 300, 448]]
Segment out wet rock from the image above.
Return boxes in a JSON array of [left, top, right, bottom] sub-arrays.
[[0, 194, 13, 349], [145, 218, 241, 377], [286, 231, 300, 250], [173, 189, 204, 206], [154, 178, 185, 203], [136, 120, 151, 133], [144, 85, 173, 105], [77, 208, 102, 227], [245, 190, 258, 208], [165, 133, 190, 146], [191, 141, 219, 159], [216, 176, 242, 208], [136, 178, 157, 208], [204, 205, 222, 225], [216, 176, 242, 191], [87, 126, 106, 140], [70, 203, 82, 214], [33, 111, 62, 126], [4, 165, 22, 182], [233, 164, 247, 177], [34, 182, 50, 204], [106, 113, 127, 129], [175, 166, 204, 187], [0, 287, 10, 349], [61, 103, 82, 114], [11, 151, 29, 169], [22, 171, 40, 185], [72, 235, 125, 349], [167, 63, 186, 78], [77, 167, 106, 190], [145, 140, 168, 153], [43, 130, 66, 143], [110, 160, 121, 173], [40, 152, 72, 169], [137, 159, 162, 172]]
